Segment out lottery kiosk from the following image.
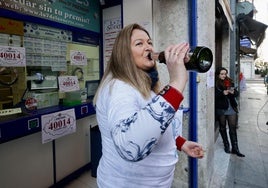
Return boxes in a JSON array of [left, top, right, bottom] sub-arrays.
[[0, 0, 109, 187]]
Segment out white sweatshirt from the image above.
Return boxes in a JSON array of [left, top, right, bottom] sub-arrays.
[[95, 79, 183, 188]]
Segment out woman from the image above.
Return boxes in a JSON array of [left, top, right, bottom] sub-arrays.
[[93, 23, 204, 187], [215, 67, 245, 157]]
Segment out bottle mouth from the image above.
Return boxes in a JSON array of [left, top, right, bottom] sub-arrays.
[[194, 47, 213, 71], [147, 52, 153, 60], [148, 52, 161, 62]]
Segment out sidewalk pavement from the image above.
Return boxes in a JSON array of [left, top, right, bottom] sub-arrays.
[[211, 78, 268, 188]]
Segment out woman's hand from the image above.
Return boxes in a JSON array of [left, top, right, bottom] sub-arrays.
[[223, 90, 229, 95], [228, 87, 235, 94], [223, 88, 234, 95], [181, 140, 204, 159], [165, 42, 190, 93]]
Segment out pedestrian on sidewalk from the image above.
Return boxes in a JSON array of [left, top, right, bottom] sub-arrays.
[[215, 67, 245, 157], [239, 72, 247, 92]]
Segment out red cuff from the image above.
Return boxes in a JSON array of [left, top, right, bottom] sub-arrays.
[[159, 85, 184, 110], [176, 136, 187, 151]]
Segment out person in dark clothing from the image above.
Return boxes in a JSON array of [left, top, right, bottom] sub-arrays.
[[215, 67, 245, 157]]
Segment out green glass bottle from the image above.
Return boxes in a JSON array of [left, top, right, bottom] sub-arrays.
[[150, 46, 213, 73]]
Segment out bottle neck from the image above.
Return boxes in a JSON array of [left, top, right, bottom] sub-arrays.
[[150, 51, 165, 63]]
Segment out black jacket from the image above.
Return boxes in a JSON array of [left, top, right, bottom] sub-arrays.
[[215, 85, 239, 113]]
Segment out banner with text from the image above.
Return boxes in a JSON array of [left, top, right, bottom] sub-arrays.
[[0, 0, 100, 32]]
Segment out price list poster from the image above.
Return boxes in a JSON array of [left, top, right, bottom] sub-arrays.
[[103, 18, 122, 70]]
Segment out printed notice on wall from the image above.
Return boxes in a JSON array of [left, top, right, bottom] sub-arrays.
[[41, 109, 76, 144], [103, 18, 122, 69], [207, 69, 215, 88], [0, 46, 26, 67]]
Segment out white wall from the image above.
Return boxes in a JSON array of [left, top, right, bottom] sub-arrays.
[[0, 132, 54, 188], [152, 0, 215, 187], [240, 58, 255, 79], [123, 0, 152, 36]]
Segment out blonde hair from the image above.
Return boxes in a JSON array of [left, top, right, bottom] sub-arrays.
[[93, 23, 160, 105]]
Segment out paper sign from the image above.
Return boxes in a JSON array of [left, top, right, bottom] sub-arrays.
[[207, 69, 215, 88], [0, 46, 26, 67], [0, 17, 24, 35], [70, 50, 87, 65], [58, 76, 80, 92], [41, 109, 76, 144]]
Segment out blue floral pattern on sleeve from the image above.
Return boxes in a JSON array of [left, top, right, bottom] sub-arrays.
[[111, 95, 176, 161], [145, 96, 175, 133]]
